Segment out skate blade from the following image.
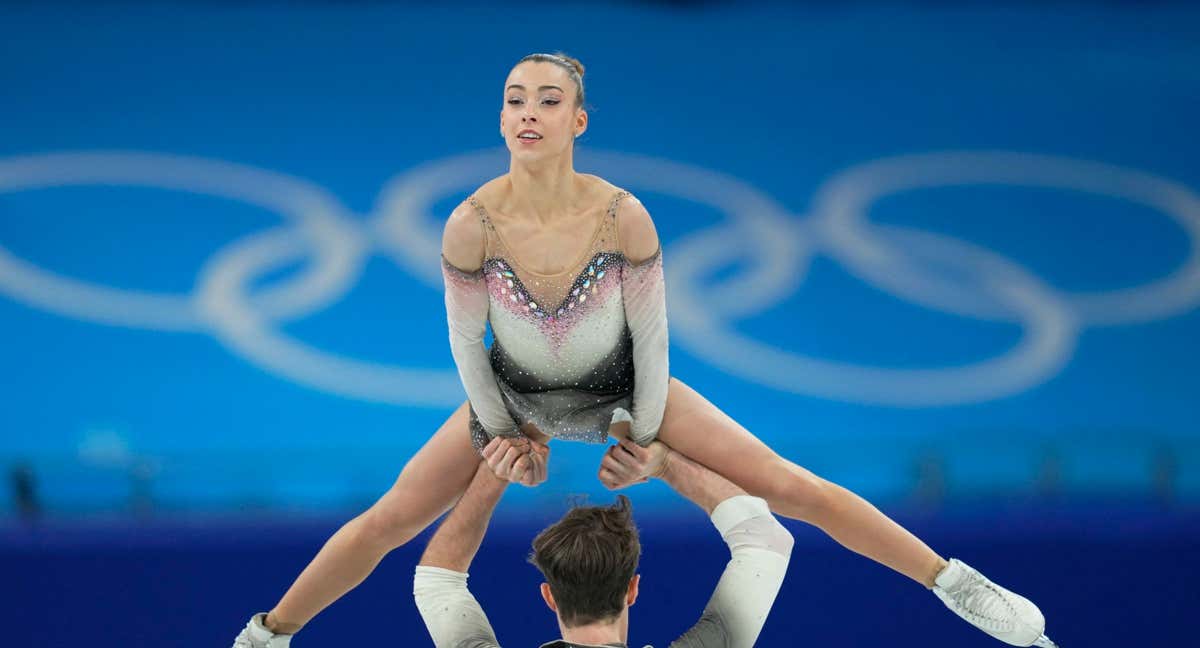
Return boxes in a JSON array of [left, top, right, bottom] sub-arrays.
[[1032, 634, 1059, 648]]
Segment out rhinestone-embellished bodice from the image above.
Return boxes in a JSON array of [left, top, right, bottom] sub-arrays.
[[443, 187, 668, 450], [469, 192, 633, 392]]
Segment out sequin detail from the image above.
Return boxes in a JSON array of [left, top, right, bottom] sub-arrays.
[[481, 251, 619, 324], [464, 189, 639, 449]]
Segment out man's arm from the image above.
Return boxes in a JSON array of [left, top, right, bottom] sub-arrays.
[[651, 445, 744, 513], [605, 441, 795, 648], [419, 462, 509, 572], [414, 438, 527, 648]]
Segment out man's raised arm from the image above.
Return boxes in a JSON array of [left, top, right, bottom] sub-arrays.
[[605, 439, 794, 648], [414, 437, 547, 648]]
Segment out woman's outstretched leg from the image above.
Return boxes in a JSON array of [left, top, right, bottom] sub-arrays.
[[652, 379, 945, 585], [264, 402, 481, 633], [645, 378, 1053, 646]]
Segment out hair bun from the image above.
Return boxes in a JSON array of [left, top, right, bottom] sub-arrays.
[[555, 52, 585, 78]]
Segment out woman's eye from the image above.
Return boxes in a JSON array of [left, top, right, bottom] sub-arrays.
[[542, 98, 560, 106], [507, 98, 523, 105]]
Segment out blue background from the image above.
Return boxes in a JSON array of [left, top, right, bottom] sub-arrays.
[[1, 1, 1198, 646]]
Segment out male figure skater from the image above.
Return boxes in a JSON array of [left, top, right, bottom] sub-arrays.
[[413, 435, 794, 647]]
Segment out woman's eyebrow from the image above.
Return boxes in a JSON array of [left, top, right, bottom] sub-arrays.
[[506, 84, 565, 92]]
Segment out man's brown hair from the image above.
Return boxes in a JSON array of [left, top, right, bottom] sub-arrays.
[[529, 495, 641, 627]]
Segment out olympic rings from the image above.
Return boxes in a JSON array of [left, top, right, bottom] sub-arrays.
[[1, 148, 1196, 407]]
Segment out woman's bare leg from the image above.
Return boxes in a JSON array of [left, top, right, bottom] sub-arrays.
[[653, 379, 946, 587], [265, 401, 481, 633]]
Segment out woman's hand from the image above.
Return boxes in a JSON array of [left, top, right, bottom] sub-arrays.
[[481, 436, 550, 487], [597, 437, 671, 490]]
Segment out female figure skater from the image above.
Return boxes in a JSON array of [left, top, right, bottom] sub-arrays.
[[234, 53, 1056, 648]]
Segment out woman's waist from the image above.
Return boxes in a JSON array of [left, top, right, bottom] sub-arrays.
[[489, 335, 633, 395]]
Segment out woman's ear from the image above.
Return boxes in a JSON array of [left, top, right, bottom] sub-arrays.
[[575, 109, 588, 138]]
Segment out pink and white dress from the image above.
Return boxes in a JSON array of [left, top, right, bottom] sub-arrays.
[[441, 189, 669, 449]]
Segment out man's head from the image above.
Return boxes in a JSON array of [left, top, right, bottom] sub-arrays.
[[529, 495, 641, 628]]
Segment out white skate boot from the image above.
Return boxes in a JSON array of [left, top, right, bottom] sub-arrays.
[[232, 613, 293, 648], [933, 559, 1059, 647]]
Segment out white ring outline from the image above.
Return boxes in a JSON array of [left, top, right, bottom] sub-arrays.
[[816, 152, 1200, 326], [0, 151, 358, 331], [666, 219, 1077, 406], [195, 225, 467, 407]]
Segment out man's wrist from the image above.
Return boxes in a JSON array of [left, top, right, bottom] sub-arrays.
[[654, 448, 745, 514], [654, 447, 680, 482], [475, 460, 510, 489]]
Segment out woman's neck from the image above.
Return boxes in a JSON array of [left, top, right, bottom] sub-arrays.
[[507, 155, 579, 224]]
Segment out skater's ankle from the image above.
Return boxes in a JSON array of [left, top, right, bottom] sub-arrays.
[[924, 557, 949, 589], [264, 612, 302, 635]]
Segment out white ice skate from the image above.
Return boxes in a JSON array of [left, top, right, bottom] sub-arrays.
[[933, 559, 1059, 647], [232, 613, 293, 648]]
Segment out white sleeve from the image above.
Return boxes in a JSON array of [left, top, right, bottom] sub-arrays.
[[443, 258, 519, 439], [621, 250, 669, 445], [669, 496, 794, 648], [413, 565, 501, 648]]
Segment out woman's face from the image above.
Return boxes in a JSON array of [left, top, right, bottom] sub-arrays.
[[500, 61, 586, 162]]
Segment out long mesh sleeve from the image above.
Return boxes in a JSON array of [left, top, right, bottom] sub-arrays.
[[443, 258, 518, 438], [413, 566, 501, 648], [621, 250, 670, 445], [670, 496, 794, 648]]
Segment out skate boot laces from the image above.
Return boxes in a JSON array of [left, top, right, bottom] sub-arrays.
[[943, 568, 1020, 633]]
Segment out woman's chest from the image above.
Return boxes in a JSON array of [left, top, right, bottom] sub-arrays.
[[493, 213, 607, 275], [483, 251, 622, 323]]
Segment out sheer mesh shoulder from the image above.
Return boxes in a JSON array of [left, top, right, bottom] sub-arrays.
[[466, 190, 629, 312], [457, 189, 651, 447]]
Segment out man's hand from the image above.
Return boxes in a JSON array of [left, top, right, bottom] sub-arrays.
[[481, 436, 549, 487], [597, 437, 671, 490]]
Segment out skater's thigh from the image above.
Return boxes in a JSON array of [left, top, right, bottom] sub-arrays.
[[372, 401, 481, 530], [656, 378, 820, 508]]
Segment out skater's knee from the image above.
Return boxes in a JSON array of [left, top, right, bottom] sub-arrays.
[[356, 503, 422, 551], [764, 463, 838, 521]]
